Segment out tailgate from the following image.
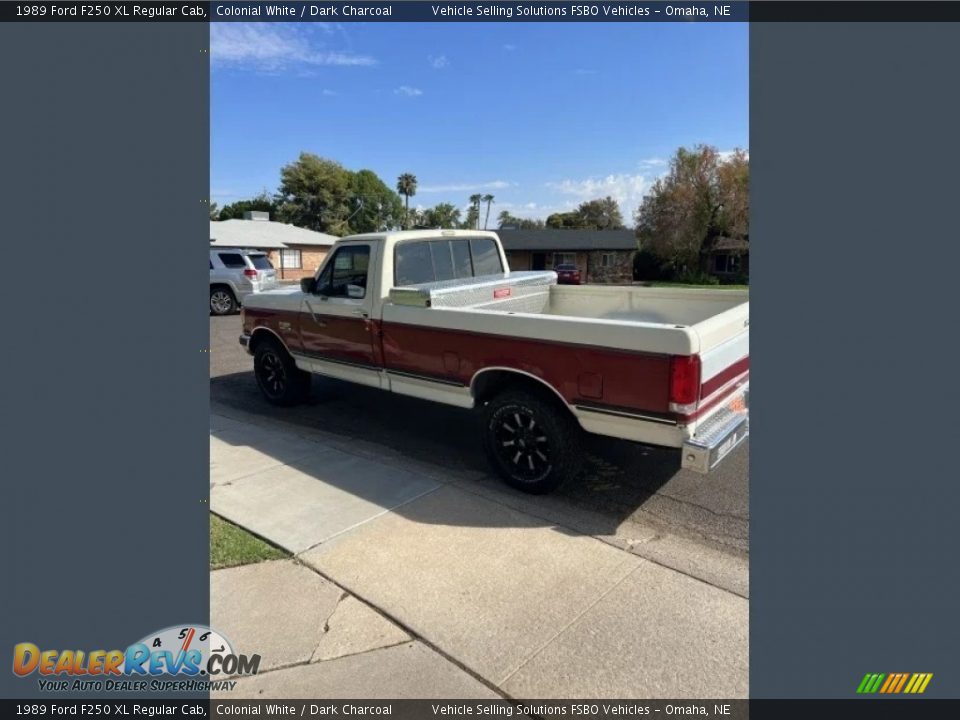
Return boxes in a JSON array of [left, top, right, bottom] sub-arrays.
[[681, 301, 749, 473], [695, 300, 749, 401]]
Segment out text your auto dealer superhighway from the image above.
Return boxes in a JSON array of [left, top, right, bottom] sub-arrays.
[[215, 4, 393, 16]]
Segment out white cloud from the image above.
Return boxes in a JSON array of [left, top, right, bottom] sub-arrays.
[[394, 85, 423, 97], [419, 180, 512, 193], [547, 173, 659, 217], [504, 201, 579, 220], [639, 157, 667, 167], [428, 54, 449, 69], [210, 24, 376, 72]]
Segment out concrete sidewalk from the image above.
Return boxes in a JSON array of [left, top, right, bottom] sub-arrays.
[[210, 410, 747, 699]]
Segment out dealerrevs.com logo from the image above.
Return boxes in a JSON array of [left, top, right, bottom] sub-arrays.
[[13, 625, 259, 693]]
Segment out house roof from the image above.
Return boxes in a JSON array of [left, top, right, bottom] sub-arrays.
[[712, 236, 749, 252], [210, 219, 338, 249], [497, 229, 637, 252]]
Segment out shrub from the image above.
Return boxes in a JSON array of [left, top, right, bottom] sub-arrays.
[[675, 270, 720, 285], [633, 249, 667, 281]]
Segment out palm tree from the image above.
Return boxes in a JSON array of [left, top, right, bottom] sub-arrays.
[[481, 194, 495, 230], [469, 194, 482, 230], [396, 173, 418, 228]]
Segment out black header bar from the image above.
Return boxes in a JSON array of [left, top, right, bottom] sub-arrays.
[[3, 1, 960, 23], [4, 699, 960, 719]]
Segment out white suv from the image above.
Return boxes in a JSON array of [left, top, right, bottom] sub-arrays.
[[209, 248, 279, 315]]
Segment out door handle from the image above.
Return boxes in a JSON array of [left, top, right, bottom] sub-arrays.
[[352, 309, 370, 319]]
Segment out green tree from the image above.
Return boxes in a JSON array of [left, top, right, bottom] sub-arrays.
[[634, 145, 749, 275], [481, 194, 495, 230], [396, 173, 418, 228], [462, 203, 480, 231], [350, 169, 405, 233], [575, 196, 625, 230], [423, 202, 462, 228], [217, 192, 278, 221], [545, 211, 581, 229], [407, 206, 425, 227], [497, 211, 544, 230], [276, 153, 353, 235], [468, 194, 483, 229], [545, 198, 624, 230]]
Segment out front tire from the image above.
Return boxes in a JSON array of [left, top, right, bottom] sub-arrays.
[[210, 287, 236, 316], [253, 338, 310, 406], [481, 390, 583, 494]]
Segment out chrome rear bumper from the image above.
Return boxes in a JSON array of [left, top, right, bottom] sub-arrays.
[[681, 386, 749, 474]]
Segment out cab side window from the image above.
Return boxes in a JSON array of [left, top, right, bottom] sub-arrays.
[[316, 245, 370, 298]]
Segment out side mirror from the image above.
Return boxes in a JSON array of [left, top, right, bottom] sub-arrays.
[[346, 284, 365, 299], [300, 278, 316, 294]]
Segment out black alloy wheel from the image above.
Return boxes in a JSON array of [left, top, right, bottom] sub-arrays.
[[481, 390, 583, 494], [253, 339, 310, 406]]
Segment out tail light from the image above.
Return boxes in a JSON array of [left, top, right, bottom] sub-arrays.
[[669, 355, 701, 414], [243, 268, 258, 278]]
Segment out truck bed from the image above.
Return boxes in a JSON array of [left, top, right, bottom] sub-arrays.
[[386, 273, 749, 357], [543, 285, 748, 326]]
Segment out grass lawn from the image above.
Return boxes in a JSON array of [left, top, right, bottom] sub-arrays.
[[648, 282, 749, 290], [210, 514, 288, 570]]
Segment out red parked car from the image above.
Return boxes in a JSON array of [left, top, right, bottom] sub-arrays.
[[554, 263, 581, 285]]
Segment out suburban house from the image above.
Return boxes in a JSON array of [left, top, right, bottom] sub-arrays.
[[498, 228, 637, 283], [210, 211, 338, 280], [708, 236, 750, 281]]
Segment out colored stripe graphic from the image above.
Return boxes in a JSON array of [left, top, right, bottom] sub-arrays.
[[894, 673, 910, 693], [859, 672, 933, 694]]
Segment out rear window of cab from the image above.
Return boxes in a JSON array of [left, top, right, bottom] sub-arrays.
[[395, 237, 503, 286]]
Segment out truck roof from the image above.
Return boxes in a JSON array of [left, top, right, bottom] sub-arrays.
[[335, 229, 500, 244]]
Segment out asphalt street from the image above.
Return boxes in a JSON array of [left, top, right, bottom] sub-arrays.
[[210, 313, 748, 567]]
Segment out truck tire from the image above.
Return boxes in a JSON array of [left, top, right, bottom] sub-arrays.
[[253, 337, 311, 406], [481, 390, 583, 494], [210, 287, 236, 316]]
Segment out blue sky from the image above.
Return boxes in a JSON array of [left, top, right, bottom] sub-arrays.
[[211, 22, 748, 223]]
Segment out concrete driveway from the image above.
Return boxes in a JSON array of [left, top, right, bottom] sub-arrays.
[[209, 314, 749, 698]]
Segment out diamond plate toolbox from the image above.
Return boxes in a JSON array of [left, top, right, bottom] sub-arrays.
[[389, 271, 558, 309]]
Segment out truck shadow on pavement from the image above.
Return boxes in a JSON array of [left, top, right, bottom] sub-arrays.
[[210, 370, 748, 555]]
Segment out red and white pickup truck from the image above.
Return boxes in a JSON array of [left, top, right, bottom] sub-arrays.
[[240, 230, 749, 493]]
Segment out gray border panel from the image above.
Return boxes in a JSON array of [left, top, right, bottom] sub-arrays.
[[0, 23, 209, 698], [750, 22, 960, 697]]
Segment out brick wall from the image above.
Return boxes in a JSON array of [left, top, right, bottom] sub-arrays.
[[267, 247, 330, 280], [585, 250, 634, 283]]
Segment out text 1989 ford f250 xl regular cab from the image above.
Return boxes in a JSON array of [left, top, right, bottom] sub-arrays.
[[240, 230, 749, 494]]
